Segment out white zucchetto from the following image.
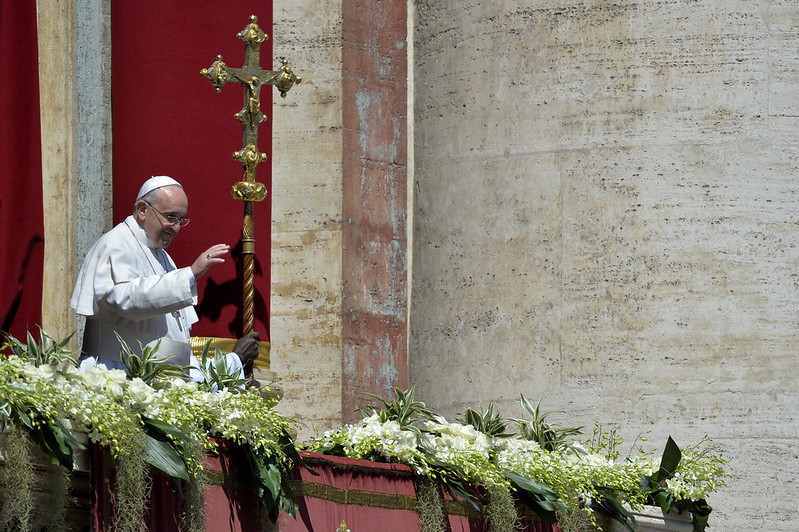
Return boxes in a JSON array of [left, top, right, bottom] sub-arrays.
[[136, 175, 183, 201]]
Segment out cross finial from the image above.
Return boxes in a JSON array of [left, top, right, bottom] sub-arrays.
[[199, 16, 301, 339], [200, 15, 301, 189]]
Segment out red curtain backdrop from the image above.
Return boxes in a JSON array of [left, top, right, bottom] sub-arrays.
[[0, 2, 44, 340], [111, 1, 273, 342]]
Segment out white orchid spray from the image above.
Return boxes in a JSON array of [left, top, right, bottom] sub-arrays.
[[0, 330, 303, 529], [312, 388, 729, 532]]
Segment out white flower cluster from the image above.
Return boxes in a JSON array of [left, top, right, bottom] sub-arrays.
[[667, 446, 728, 502], [318, 414, 429, 473], [313, 410, 729, 517], [421, 415, 493, 456], [1, 356, 296, 463]]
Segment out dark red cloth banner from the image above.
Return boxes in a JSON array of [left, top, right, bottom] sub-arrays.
[[283, 453, 422, 531], [91, 440, 262, 531], [281, 453, 562, 532], [0, 2, 45, 340], [90, 446, 561, 531], [111, 1, 273, 342]]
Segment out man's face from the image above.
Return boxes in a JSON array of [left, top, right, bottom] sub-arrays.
[[135, 185, 189, 249]]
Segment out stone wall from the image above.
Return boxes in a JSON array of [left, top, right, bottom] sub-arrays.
[[42, 1, 789, 529], [271, 0, 346, 435], [37, 0, 112, 348], [272, 0, 408, 433], [409, 2, 799, 530]]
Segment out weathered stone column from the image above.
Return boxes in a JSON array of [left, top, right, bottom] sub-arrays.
[[341, 0, 409, 422], [36, 0, 111, 345], [37, 0, 79, 341], [409, 2, 799, 530], [270, 1, 347, 436]]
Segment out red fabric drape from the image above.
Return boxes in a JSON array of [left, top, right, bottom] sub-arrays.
[[91, 446, 561, 531], [91, 440, 261, 532], [0, 2, 44, 341], [281, 453, 422, 531], [111, 1, 273, 343], [281, 453, 561, 532]]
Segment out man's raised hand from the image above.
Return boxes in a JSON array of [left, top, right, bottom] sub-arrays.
[[191, 243, 230, 278]]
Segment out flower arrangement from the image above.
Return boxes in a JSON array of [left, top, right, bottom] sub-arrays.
[[312, 388, 729, 532], [0, 330, 300, 532], [0, 331, 729, 532]]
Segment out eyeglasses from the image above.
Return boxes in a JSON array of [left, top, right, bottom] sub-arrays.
[[144, 200, 190, 227]]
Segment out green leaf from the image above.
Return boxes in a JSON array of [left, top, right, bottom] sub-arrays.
[[26, 331, 38, 361], [143, 432, 189, 480], [243, 445, 293, 523], [262, 462, 283, 501], [519, 394, 536, 418], [25, 420, 74, 469], [279, 472, 299, 517], [596, 493, 637, 532], [443, 480, 481, 514], [140, 417, 193, 481], [672, 498, 712, 532], [655, 436, 681, 482], [503, 470, 560, 501], [651, 489, 673, 512], [143, 417, 192, 446], [53, 418, 87, 451], [503, 470, 565, 522], [14, 408, 33, 430], [278, 428, 316, 476]]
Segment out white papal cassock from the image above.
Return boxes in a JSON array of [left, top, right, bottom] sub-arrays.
[[71, 215, 241, 379]]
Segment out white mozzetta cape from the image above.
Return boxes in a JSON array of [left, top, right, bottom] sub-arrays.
[[71, 215, 199, 365]]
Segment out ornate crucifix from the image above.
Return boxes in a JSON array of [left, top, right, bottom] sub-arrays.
[[201, 15, 301, 338]]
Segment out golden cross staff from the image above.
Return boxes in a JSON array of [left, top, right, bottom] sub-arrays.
[[201, 15, 300, 338]]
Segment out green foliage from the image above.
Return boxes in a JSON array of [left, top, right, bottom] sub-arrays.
[[357, 386, 436, 434], [424, 455, 483, 514], [1, 330, 302, 530], [116, 333, 188, 385], [510, 395, 584, 453], [3, 329, 77, 368], [243, 432, 300, 524], [315, 389, 730, 532], [18, 409, 84, 470], [640, 435, 729, 532], [586, 422, 651, 462], [197, 340, 249, 392], [0, 424, 35, 531], [0, 382, 85, 470], [458, 404, 512, 438], [142, 417, 192, 481], [503, 470, 567, 522], [594, 491, 637, 531]]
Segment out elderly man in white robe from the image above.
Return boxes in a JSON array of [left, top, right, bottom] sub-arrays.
[[71, 175, 259, 381]]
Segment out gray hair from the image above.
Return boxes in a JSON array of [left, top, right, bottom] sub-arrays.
[[133, 187, 163, 214]]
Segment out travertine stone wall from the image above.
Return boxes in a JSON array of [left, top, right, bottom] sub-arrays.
[[410, 2, 798, 530], [38, 0, 112, 347], [272, 0, 408, 433], [340, 0, 408, 423], [271, 1, 345, 436]]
